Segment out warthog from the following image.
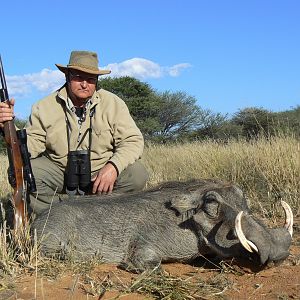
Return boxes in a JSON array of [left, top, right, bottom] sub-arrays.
[[32, 179, 293, 273]]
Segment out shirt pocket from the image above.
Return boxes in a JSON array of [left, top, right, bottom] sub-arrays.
[[91, 127, 115, 152], [45, 123, 68, 155]]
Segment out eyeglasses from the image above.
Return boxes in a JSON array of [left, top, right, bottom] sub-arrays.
[[69, 72, 98, 84]]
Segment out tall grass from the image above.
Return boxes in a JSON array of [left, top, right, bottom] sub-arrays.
[[142, 135, 299, 215], [0, 153, 10, 197]]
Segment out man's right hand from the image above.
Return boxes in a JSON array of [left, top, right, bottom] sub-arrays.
[[0, 98, 15, 128]]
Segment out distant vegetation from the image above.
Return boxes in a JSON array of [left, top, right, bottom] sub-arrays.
[[98, 76, 300, 143], [0, 118, 27, 153], [0, 76, 299, 152]]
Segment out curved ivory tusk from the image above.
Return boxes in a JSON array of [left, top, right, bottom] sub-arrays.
[[235, 211, 259, 253], [281, 200, 293, 237]]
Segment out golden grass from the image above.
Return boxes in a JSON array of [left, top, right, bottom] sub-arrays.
[[0, 154, 11, 197], [142, 135, 300, 215]]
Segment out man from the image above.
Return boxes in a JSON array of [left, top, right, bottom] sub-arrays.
[[0, 51, 148, 214]]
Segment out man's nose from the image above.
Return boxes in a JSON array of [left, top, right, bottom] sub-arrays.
[[80, 80, 88, 87]]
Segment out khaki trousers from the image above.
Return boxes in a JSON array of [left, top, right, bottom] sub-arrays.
[[29, 156, 149, 215]]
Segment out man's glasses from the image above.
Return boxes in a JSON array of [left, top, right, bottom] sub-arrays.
[[69, 72, 98, 84]]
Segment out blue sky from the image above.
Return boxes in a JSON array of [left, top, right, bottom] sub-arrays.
[[1, 0, 300, 118]]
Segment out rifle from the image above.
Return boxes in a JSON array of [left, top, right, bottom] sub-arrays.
[[0, 55, 36, 229]]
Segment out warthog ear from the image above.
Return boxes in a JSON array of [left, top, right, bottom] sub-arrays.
[[170, 193, 202, 222]]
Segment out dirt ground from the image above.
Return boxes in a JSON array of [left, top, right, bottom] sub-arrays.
[[1, 220, 299, 300]]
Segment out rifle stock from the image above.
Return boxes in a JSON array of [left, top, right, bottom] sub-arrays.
[[3, 121, 26, 227], [0, 55, 28, 228]]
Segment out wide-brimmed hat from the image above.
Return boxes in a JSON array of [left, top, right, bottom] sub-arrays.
[[55, 51, 111, 75]]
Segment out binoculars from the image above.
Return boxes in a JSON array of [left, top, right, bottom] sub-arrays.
[[65, 149, 91, 194]]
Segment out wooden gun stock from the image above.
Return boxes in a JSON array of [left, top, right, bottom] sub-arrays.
[[3, 120, 27, 228]]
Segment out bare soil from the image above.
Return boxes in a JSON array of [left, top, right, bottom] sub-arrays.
[[1, 220, 299, 300]]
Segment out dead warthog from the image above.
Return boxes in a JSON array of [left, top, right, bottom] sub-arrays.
[[32, 179, 293, 272]]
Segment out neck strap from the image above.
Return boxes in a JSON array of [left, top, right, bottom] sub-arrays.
[[65, 105, 96, 152]]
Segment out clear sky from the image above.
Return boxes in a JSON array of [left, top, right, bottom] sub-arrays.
[[1, 0, 300, 118]]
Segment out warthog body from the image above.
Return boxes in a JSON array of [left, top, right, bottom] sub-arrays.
[[32, 179, 293, 272]]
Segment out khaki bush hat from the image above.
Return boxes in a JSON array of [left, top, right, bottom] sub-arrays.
[[55, 51, 111, 75]]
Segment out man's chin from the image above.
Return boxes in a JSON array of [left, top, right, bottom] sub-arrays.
[[76, 94, 92, 101]]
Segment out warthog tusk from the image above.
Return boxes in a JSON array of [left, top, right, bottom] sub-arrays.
[[281, 200, 293, 237], [235, 211, 259, 253]]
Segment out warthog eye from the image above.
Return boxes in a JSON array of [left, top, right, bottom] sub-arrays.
[[203, 198, 219, 218]]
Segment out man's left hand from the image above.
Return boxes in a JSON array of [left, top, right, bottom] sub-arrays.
[[92, 163, 118, 194]]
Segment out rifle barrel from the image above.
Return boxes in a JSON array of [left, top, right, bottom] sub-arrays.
[[0, 55, 9, 102]]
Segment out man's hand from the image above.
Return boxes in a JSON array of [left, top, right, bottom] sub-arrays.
[[0, 98, 15, 128], [92, 163, 118, 194]]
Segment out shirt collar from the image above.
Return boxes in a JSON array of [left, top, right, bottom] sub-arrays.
[[66, 97, 91, 111]]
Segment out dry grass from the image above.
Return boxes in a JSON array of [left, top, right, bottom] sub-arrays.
[[0, 153, 11, 197], [124, 271, 231, 299], [79, 268, 231, 299], [143, 135, 300, 216], [0, 135, 299, 298]]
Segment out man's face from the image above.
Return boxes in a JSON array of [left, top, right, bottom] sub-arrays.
[[67, 69, 98, 104]]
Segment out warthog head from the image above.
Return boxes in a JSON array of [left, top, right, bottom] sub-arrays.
[[170, 180, 293, 265]]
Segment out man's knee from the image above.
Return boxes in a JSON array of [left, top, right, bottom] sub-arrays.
[[31, 156, 65, 193], [29, 156, 65, 215], [115, 161, 149, 192], [129, 165, 149, 191]]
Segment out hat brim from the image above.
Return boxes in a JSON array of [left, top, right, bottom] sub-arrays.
[[55, 64, 111, 75]]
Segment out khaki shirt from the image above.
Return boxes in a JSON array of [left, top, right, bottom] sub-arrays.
[[26, 85, 144, 174]]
